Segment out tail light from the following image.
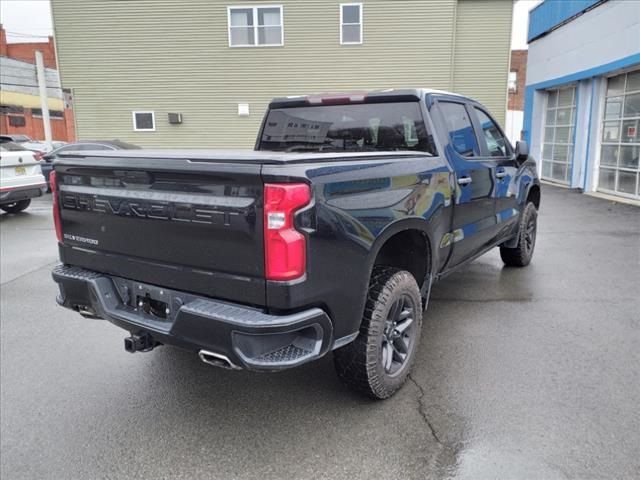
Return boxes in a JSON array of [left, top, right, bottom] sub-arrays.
[[49, 170, 63, 243], [34, 151, 44, 161], [263, 183, 311, 281]]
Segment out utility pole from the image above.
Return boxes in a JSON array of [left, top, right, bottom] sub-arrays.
[[35, 50, 53, 149]]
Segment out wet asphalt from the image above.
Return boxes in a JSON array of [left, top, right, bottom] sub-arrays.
[[1, 186, 639, 480]]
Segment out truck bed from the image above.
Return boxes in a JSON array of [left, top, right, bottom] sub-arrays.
[[57, 149, 428, 165]]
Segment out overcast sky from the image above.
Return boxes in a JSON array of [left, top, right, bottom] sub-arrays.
[[1, 0, 53, 42], [2, 0, 541, 48]]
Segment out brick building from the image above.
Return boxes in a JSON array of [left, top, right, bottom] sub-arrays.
[[0, 24, 75, 142], [505, 49, 527, 144], [0, 27, 57, 68], [508, 49, 527, 111]]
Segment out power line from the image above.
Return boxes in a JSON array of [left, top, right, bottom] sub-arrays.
[[5, 30, 51, 38]]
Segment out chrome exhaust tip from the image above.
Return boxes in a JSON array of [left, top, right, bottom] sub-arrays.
[[198, 350, 241, 370]]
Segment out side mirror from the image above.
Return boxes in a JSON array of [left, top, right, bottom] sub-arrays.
[[515, 140, 529, 162], [42, 155, 53, 162]]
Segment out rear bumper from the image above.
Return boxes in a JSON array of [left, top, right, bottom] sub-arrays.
[[52, 264, 334, 371], [0, 181, 47, 204]]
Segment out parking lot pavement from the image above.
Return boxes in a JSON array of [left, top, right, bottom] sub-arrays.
[[1, 187, 639, 479]]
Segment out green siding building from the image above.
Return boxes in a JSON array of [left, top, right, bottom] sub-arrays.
[[51, 0, 513, 148]]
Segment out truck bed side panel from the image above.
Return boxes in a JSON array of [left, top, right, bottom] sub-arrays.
[[262, 155, 454, 339]]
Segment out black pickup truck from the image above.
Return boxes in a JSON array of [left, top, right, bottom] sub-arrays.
[[51, 89, 540, 399]]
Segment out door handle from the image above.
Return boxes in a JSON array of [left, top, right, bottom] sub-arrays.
[[495, 170, 507, 179], [457, 176, 472, 186]]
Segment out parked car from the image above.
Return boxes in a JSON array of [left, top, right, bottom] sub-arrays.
[[40, 140, 140, 190], [2, 134, 32, 143], [22, 141, 69, 159], [51, 89, 540, 399], [0, 137, 47, 213]]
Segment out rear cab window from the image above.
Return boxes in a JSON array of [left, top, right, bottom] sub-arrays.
[[438, 101, 479, 157], [258, 102, 436, 154]]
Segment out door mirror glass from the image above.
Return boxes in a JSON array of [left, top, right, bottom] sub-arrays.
[[515, 140, 529, 161]]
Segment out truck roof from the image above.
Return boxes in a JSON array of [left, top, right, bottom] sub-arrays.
[[268, 88, 471, 109]]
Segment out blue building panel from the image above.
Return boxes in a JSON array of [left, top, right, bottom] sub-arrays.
[[528, 0, 604, 43]]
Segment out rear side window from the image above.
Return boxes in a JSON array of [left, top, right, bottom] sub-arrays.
[[473, 107, 509, 157], [439, 101, 479, 157], [78, 144, 113, 151], [57, 144, 112, 153], [259, 102, 435, 154]]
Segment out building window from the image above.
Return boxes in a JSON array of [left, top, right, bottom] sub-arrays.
[[132, 111, 155, 131], [31, 108, 64, 119], [508, 71, 517, 93], [541, 86, 576, 184], [598, 70, 640, 199], [340, 3, 362, 45], [228, 6, 283, 47], [8, 116, 26, 127], [0, 105, 25, 115]]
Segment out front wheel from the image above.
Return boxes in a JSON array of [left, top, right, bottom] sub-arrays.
[[500, 201, 538, 267], [334, 266, 423, 399], [0, 199, 31, 214]]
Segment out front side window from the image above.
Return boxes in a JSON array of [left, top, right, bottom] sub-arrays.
[[474, 107, 509, 157], [132, 111, 155, 131], [340, 3, 362, 44], [258, 102, 435, 154], [228, 6, 283, 47], [439, 101, 479, 157]]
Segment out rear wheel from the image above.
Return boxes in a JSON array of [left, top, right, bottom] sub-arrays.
[[334, 266, 423, 399], [500, 201, 537, 267], [0, 199, 31, 214]]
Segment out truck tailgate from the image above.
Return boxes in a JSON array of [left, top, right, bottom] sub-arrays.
[[54, 155, 265, 305]]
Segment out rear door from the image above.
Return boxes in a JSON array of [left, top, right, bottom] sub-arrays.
[[434, 99, 496, 267], [469, 106, 520, 238]]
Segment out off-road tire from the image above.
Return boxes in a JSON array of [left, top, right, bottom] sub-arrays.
[[0, 199, 31, 214], [500, 201, 538, 267], [334, 266, 423, 399]]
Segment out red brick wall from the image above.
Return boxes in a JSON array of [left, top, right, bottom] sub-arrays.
[[0, 25, 57, 68], [508, 50, 527, 111], [0, 109, 76, 142]]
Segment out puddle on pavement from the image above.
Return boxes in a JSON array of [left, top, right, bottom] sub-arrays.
[[441, 442, 568, 480]]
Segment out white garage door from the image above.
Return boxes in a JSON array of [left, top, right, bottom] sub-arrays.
[[541, 87, 577, 184], [598, 70, 640, 200]]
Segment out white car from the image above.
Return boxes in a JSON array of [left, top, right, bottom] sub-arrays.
[[0, 138, 47, 213]]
